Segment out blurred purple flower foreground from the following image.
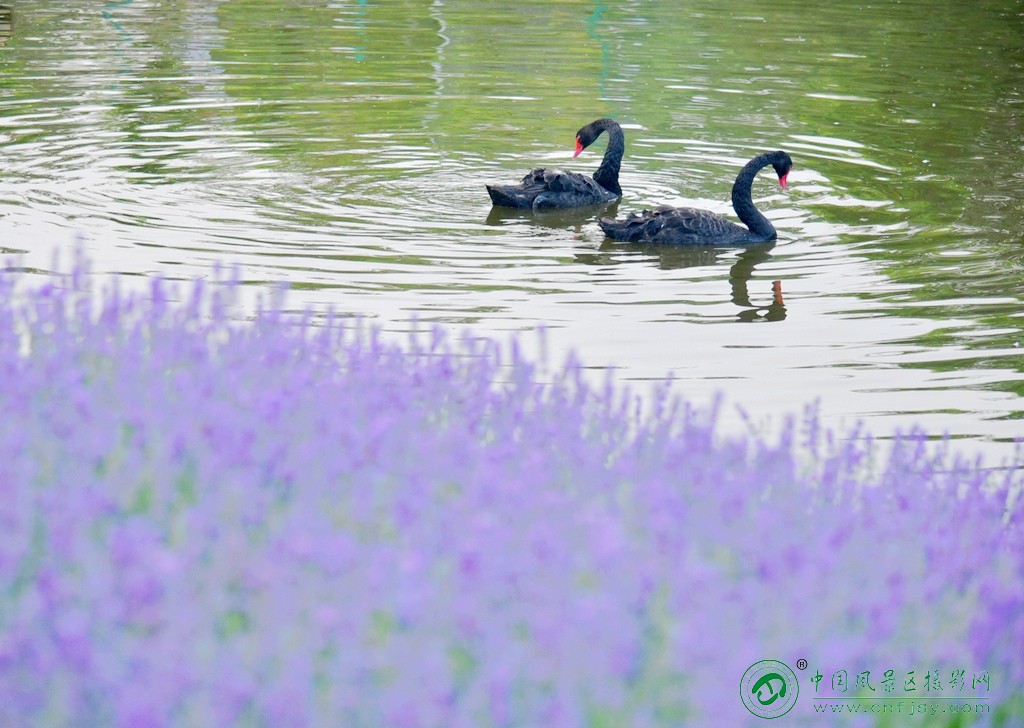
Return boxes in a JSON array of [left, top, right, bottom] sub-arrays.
[[1, 259, 1022, 728]]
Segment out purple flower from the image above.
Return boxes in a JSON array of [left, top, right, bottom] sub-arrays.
[[0, 256, 1020, 727]]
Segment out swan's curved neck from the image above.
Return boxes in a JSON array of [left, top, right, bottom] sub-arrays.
[[731, 153, 777, 237], [592, 121, 624, 196]]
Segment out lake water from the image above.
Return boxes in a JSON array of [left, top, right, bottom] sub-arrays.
[[2, 0, 1023, 462]]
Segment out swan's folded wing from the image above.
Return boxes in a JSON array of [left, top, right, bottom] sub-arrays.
[[517, 166, 596, 193], [542, 169, 601, 194], [506, 167, 558, 197], [599, 209, 665, 242], [654, 207, 738, 239], [519, 167, 549, 185]]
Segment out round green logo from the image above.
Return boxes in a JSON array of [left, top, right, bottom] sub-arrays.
[[740, 660, 800, 719]]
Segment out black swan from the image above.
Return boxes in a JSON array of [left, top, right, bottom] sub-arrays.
[[598, 151, 792, 245], [486, 118, 624, 210]]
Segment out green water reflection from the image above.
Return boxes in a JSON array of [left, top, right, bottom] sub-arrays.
[[1, 0, 1022, 453]]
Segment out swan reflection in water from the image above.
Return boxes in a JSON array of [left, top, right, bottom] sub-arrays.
[[577, 241, 787, 323], [484, 200, 621, 231]]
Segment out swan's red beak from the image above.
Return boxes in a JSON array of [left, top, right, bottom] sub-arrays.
[[573, 138, 583, 158], [779, 172, 789, 190]]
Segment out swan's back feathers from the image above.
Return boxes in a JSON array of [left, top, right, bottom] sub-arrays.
[[486, 167, 550, 208], [599, 206, 761, 245]]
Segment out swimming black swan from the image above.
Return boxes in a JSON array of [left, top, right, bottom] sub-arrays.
[[598, 151, 792, 245], [486, 118, 624, 210]]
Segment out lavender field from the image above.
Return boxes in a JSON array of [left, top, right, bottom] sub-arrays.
[[0, 257, 1020, 727]]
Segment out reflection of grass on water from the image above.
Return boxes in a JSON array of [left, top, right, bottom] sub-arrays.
[[1, 255, 1021, 727]]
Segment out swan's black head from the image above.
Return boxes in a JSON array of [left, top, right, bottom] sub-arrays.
[[574, 118, 614, 158], [769, 151, 793, 190]]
